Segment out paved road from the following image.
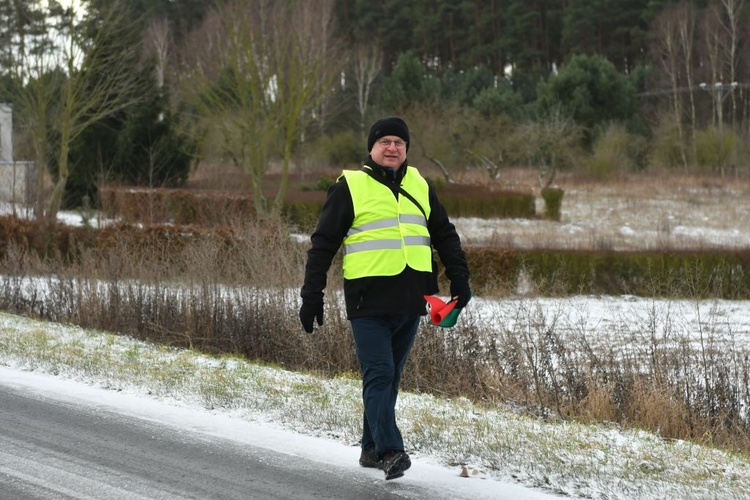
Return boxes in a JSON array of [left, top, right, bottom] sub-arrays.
[[0, 383, 420, 499], [0, 368, 555, 500]]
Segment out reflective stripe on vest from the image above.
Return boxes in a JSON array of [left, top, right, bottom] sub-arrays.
[[341, 168, 432, 279]]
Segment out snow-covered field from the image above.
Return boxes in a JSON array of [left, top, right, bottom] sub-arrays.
[[455, 176, 750, 251]]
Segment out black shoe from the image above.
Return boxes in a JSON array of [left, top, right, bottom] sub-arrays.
[[359, 447, 379, 468], [380, 451, 411, 480]]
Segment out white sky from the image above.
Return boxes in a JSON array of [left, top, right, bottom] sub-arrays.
[[55, 0, 81, 8]]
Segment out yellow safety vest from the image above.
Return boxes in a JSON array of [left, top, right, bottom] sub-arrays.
[[341, 167, 432, 279]]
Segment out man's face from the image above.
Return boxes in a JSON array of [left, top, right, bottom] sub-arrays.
[[370, 135, 407, 169]]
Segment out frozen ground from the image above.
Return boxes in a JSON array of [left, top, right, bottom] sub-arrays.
[[0, 365, 553, 500], [454, 174, 750, 251]]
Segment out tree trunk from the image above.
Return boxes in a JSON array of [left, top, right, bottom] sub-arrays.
[[47, 136, 71, 220]]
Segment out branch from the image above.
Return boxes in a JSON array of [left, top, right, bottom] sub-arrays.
[[466, 149, 501, 180]]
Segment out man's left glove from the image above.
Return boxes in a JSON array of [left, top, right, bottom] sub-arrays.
[[299, 299, 324, 333], [450, 280, 472, 309]]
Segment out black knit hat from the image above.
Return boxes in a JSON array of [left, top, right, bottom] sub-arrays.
[[367, 116, 410, 152]]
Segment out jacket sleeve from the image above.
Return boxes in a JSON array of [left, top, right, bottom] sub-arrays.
[[426, 186, 469, 283], [300, 178, 354, 303]]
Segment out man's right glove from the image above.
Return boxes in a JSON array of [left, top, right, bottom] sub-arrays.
[[299, 299, 324, 333]]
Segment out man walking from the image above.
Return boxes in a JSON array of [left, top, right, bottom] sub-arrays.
[[299, 116, 471, 480]]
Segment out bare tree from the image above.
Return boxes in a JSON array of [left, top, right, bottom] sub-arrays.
[[352, 42, 382, 135], [49, 6, 147, 218], [717, 0, 745, 127], [5, 2, 147, 219], [651, 4, 690, 168], [301, 1, 341, 135], [407, 102, 469, 184], [1, 0, 58, 217], [145, 18, 171, 91], [676, 3, 697, 140], [515, 108, 582, 191], [175, 0, 344, 218], [512, 108, 582, 221], [701, 4, 726, 129]]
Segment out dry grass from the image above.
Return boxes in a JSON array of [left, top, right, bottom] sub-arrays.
[[2, 219, 749, 453], [2, 167, 750, 453]]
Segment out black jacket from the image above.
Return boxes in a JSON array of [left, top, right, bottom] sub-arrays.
[[301, 157, 469, 319]]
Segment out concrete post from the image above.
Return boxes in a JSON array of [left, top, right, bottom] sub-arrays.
[[0, 103, 11, 162]]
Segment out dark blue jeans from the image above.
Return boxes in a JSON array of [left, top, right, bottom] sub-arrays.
[[351, 314, 420, 457]]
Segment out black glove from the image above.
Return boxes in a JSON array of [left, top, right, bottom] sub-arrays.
[[450, 280, 472, 309], [299, 299, 324, 333]]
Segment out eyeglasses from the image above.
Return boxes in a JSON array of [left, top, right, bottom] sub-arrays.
[[377, 138, 407, 149]]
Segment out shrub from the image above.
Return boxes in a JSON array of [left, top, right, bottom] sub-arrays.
[[694, 127, 738, 174], [436, 185, 536, 219], [584, 123, 646, 179], [100, 184, 536, 227], [0, 216, 98, 262], [648, 121, 686, 169], [298, 174, 337, 192], [99, 187, 255, 225], [540, 187, 564, 221], [320, 131, 362, 167]]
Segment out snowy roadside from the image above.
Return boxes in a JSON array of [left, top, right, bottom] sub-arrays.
[[2, 180, 750, 499], [1, 311, 748, 499]]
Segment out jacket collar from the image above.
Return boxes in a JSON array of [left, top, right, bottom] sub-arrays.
[[365, 155, 407, 183]]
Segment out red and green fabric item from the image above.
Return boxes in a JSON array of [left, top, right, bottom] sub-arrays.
[[424, 295, 462, 328]]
